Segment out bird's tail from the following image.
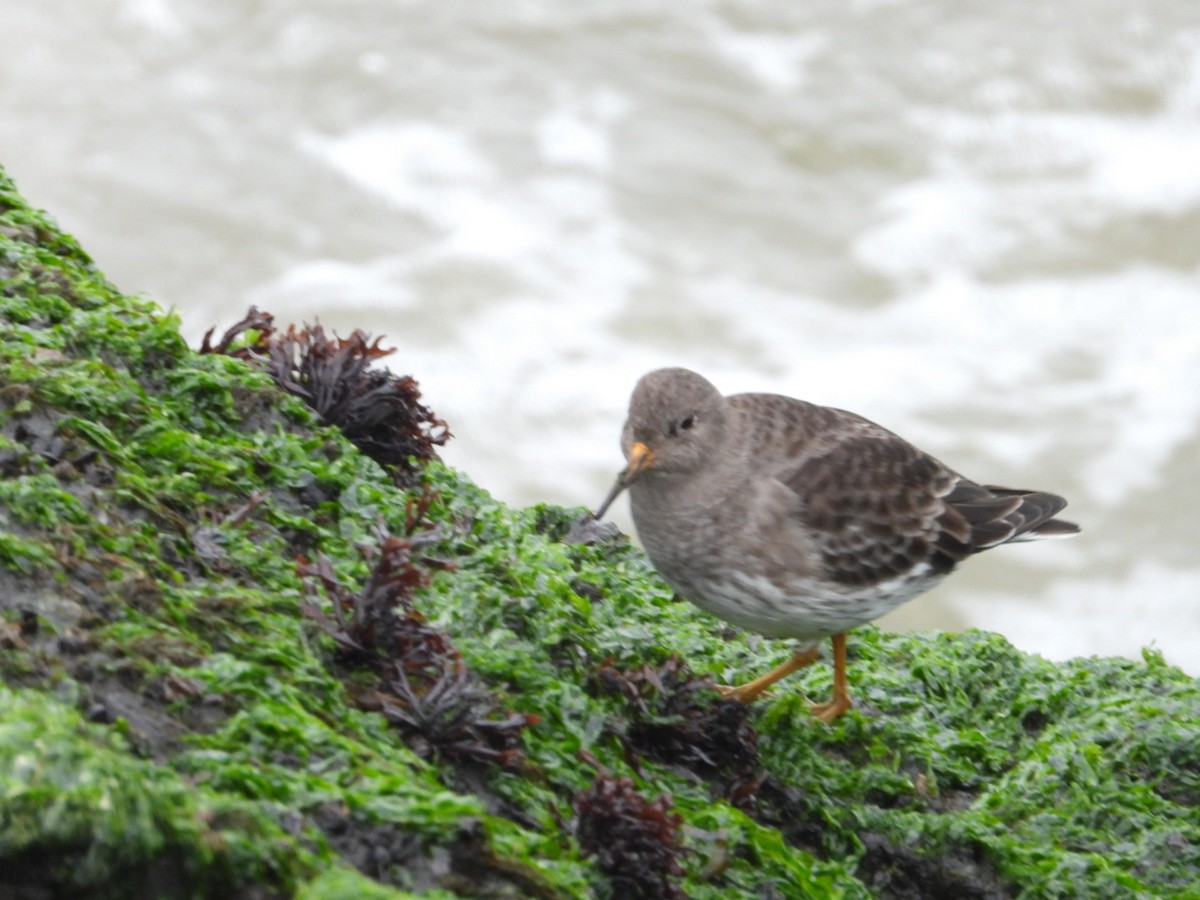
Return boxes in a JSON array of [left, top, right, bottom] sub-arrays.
[[979, 486, 1080, 544]]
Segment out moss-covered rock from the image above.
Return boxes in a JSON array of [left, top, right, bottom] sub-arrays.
[[2, 164, 1198, 898], [0, 684, 309, 899]]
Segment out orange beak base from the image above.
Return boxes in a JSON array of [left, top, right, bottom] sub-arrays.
[[592, 442, 654, 519]]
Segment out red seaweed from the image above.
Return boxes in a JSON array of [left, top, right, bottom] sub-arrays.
[[201, 307, 448, 485]]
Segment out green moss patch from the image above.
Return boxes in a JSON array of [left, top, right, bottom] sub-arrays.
[[0, 684, 309, 899]]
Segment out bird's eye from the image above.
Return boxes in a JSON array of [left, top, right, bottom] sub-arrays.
[[679, 414, 696, 431]]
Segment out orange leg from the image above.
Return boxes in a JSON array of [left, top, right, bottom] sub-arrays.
[[808, 632, 852, 723], [716, 645, 821, 704]]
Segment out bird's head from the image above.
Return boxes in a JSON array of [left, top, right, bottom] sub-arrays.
[[594, 368, 726, 518]]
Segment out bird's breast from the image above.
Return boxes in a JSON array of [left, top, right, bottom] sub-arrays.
[[628, 479, 733, 587]]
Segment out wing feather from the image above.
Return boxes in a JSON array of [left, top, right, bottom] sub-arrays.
[[777, 429, 1078, 586]]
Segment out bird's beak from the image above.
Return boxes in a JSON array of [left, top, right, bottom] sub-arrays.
[[593, 442, 654, 519], [623, 442, 656, 482]]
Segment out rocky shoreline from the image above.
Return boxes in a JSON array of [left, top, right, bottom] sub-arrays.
[[2, 165, 1197, 898]]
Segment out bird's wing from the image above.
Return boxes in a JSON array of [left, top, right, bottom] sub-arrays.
[[727, 394, 1078, 587], [777, 430, 971, 587]]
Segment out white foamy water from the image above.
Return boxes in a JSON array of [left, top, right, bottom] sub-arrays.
[[3, 0, 1198, 671]]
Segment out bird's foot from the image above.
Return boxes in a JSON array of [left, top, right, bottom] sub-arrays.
[[713, 646, 823, 705], [807, 693, 852, 724], [715, 682, 768, 704]]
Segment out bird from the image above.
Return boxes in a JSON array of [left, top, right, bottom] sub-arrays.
[[590, 367, 1079, 723]]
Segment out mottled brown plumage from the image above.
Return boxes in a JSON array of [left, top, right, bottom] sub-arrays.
[[592, 368, 1079, 722]]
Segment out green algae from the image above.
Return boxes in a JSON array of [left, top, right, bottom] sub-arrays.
[[297, 866, 449, 900], [3, 163, 1200, 898], [0, 684, 311, 898]]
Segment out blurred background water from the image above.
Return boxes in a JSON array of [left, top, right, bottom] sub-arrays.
[[4, 0, 1199, 671]]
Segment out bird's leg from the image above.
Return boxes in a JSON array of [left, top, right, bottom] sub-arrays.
[[716, 645, 821, 703], [808, 632, 852, 723]]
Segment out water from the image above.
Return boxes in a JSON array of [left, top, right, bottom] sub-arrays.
[[4, 0, 1199, 671]]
